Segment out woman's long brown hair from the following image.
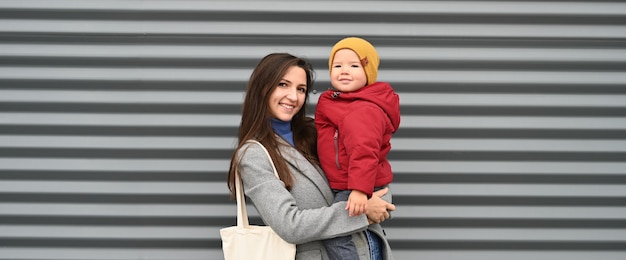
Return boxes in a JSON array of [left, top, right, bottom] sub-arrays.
[[227, 53, 318, 198]]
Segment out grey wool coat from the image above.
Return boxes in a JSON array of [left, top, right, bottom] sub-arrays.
[[237, 139, 394, 260]]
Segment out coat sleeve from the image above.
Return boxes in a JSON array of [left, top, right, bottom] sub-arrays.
[[237, 143, 370, 244]]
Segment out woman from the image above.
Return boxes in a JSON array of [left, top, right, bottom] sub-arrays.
[[227, 53, 395, 259]]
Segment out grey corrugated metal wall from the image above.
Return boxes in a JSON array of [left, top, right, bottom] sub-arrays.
[[1, 1, 625, 259]]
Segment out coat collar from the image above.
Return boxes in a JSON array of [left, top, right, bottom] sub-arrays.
[[276, 138, 335, 204]]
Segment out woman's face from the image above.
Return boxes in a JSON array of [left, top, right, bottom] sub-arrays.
[[268, 66, 308, 122]]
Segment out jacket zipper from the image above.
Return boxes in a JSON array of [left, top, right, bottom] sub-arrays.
[[334, 129, 341, 169]]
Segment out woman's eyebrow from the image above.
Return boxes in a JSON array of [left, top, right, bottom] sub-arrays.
[[281, 78, 306, 87]]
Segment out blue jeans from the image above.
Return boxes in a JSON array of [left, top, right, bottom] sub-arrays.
[[324, 230, 383, 260], [366, 229, 383, 260], [324, 188, 386, 260], [323, 190, 359, 260]]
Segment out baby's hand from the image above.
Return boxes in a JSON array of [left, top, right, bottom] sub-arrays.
[[347, 190, 368, 216]]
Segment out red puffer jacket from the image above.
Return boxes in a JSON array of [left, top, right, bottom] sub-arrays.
[[315, 82, 400, 196]]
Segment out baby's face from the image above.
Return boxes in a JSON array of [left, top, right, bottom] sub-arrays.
[[330, 49, 367, 92]]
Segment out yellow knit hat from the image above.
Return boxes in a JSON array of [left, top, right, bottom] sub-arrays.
[[329, 37, 380, 85]]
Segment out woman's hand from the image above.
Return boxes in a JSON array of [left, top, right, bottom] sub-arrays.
[[365, 187, 395, 224]]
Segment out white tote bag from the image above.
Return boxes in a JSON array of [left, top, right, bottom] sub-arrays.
[[220, 140, 296, 260]]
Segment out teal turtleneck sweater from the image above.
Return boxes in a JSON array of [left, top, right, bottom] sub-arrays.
[[271, 118, 294, 146]]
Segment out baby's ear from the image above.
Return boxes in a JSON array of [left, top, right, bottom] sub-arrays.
[[360, 57, 369, 67]]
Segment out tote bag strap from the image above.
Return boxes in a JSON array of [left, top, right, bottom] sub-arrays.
[[235, 140, 280, 228]]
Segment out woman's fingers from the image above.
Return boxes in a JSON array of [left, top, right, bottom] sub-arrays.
[[372, 187, 388, 198], [365, 188, 396, 223]]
